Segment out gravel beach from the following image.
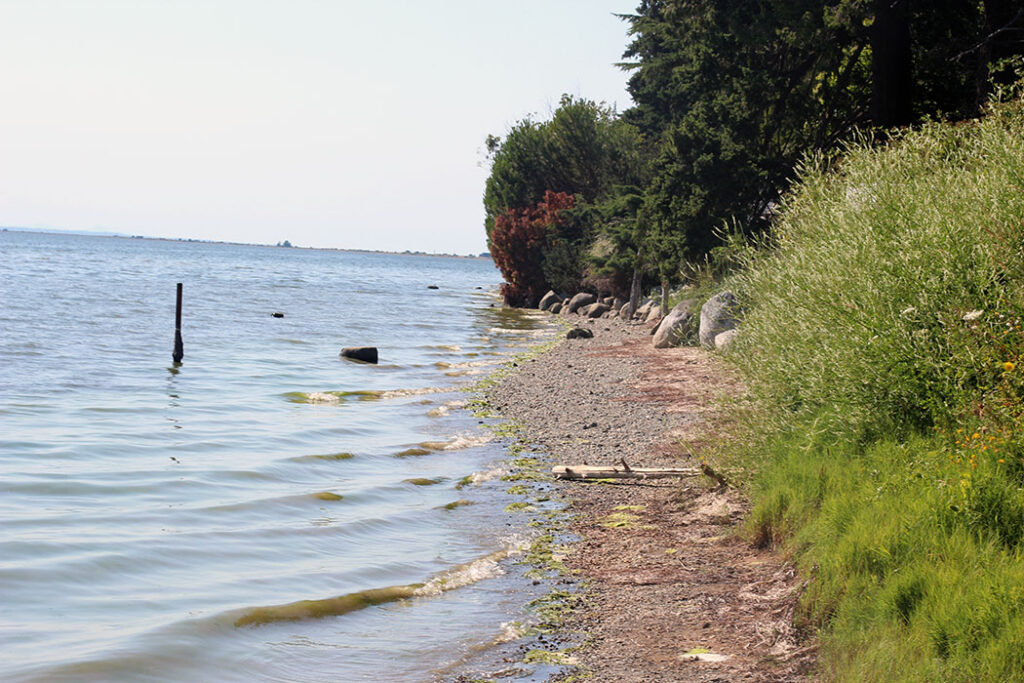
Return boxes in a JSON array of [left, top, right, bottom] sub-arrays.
[[487, 316, 816, 683]]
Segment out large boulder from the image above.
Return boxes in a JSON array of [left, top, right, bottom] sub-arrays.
[[699, 291, 742, 349], [618, 303, 630, 319], [538, 290, 560, 311], [644, 304, 663, 322], [652, 300, 697, 348], [566, 292, 596, 314], [584, 302, 611, 319]]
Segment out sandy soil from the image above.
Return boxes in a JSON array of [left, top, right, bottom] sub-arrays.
[[486, 317, 817, 683]]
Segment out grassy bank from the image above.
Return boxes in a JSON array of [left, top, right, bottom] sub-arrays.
[[723, 94, 1024, 680]]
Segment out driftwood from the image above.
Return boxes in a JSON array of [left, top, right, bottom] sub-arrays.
[[552, 464, 701, 480], [552, 460, 732, 487]]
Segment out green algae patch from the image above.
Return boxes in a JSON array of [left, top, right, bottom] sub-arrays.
[[234, 584, 423, 627], [505, 501, 535, 512], [312, 491, 343, 502], [506, 484, 530, 496], [441, 499, 473, 510], [403, 477, 441, 486], [395, 447, 432, 457], [309, 452, 354, 461], [523, 649, 577, 666], [599, 511, 641, 529]]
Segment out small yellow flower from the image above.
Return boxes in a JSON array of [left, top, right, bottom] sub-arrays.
[[1004, 361, 1015, 372]]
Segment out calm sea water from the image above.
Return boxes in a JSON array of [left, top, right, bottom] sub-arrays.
[[0, 230, 557, 682]]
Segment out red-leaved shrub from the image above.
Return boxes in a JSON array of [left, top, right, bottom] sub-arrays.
[[489, 191, 575, 307]]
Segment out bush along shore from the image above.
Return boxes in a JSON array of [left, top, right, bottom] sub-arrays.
[[483, 95, 1024, 681]]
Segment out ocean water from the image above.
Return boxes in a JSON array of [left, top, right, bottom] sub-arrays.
[[0, 230, 557, 682]]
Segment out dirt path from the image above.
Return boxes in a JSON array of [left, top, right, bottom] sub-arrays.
[[487, 318, 816, 682]]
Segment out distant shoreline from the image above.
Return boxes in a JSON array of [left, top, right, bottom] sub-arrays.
[[0, 226, 491, 261]]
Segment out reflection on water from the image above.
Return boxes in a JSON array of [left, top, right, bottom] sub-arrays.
[[0, 230, 560, 682]]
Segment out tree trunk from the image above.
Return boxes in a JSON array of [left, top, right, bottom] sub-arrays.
[[660, 279, 669, 318], [628, 248, 642, 319], [870, 0, 913, 127]]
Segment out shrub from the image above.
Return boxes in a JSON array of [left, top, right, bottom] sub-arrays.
[[490, 191, 575, 307]]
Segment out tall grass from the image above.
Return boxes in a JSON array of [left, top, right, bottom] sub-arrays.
[[724, 96, 1024, 680]]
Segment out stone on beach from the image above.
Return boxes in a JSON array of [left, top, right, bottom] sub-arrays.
[[539, 290, 560, 311], [340, 347, 379, 364], [584, 303, 611, 319], [652, 300, 696, 348], [699, 291, 742, 349], [566, 327, 594, 339], [567, 292, 596, 314], [715, 328, 739, 351], [549, 302, 563, 314]]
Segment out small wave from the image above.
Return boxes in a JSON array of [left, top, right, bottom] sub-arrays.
[[456, 467, 506, 488], [285, 387, 448, 405], [403, 477, 441, 486], [413, 550, 508, 597], [427, 400, 467, 418], [290, 452, 355, 462], [395, 447, 432, 457], [233, 546, 522, 628], [418, 433, 492, 452], [422, 344, 462, 352]]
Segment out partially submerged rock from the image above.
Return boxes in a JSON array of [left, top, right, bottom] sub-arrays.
[[699, 291, 742, 349], [340, 346, 379, 364]]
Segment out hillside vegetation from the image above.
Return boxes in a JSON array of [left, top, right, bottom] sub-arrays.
[[725, 95, 1024, 681]]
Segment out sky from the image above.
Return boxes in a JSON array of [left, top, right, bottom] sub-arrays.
[[0, 1, 637, 255]]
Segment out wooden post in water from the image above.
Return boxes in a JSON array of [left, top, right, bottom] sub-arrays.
[[172, 282, 184, 363]]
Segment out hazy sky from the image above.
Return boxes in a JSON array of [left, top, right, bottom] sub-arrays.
[[0, 1, 637, 254]]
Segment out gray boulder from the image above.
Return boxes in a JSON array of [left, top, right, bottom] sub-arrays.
[[635, 298, 654, 319], [618, 303, 630, 319], [699, 291, 742, 349], [584, 302, 611, 319], [652, 300, 696, 349], [566, 327, 594, 339], [538, 290, 559, 311], [644, 304, 663, 322], [549, 302, 563, 314], [567, 292, 596, 314], [714, 329, 739, 351]]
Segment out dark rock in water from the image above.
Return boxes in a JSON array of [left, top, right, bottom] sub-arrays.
[[427, 285, 439, 289], [271, 312, 285, 318], [566, 327, 594, 340], [549, 302, 563, 314], [340, 347, 379, 364]]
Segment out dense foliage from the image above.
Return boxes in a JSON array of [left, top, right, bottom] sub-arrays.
[[489, 191, 576, 307], [725, 97, 1024, 681], [482, 1, 1024, 303]]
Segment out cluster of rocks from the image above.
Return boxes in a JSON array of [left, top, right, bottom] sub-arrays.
[[537, 289, 741, 352]]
